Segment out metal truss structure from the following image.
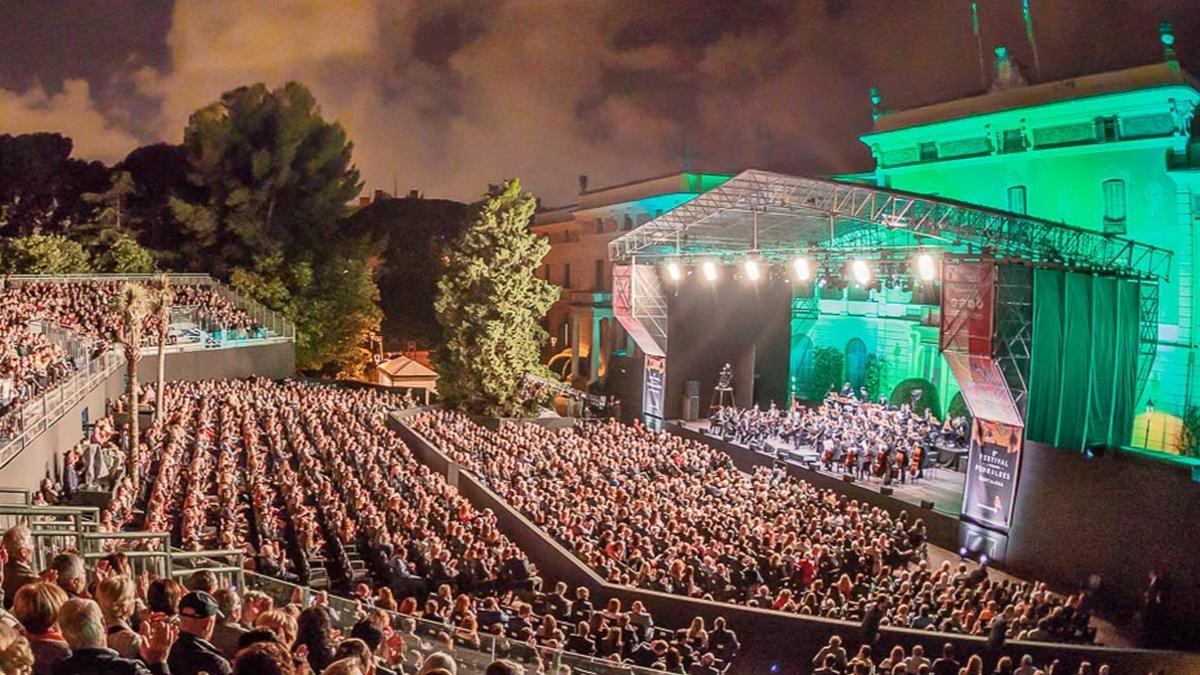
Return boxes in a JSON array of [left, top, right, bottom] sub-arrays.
[[609, 169, 1170, 384], [994, 266, 1035, 418], [609, 169, 1172, 282], [1137, 282, 1160, 400]]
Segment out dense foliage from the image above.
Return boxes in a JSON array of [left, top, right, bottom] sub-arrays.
[[434, 179, 558, 416], [890, 377, 941, 417], [808, 346, 844, 400]]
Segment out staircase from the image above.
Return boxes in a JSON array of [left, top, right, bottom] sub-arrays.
[[307, 556, 330, 590]]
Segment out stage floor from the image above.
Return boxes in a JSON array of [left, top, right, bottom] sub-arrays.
[[679, 419, 967, 515]]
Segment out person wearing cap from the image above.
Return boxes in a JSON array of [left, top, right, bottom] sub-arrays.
[[167, 591, 232, 675]]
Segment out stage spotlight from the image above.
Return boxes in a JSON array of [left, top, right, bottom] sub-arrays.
[[917, 253, 937, 281], [817, 276, 827, 288], [959, 547, 969, 558], [666, 261, 682, 281], [702, 260, 718, 282], [744, 258, 761, 281], [979, 554, 990, 566], [793, 257, 812, 281], [851, 259, 871, 285]]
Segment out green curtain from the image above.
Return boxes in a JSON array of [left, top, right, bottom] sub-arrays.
[[1027, 269, 1139, 450]]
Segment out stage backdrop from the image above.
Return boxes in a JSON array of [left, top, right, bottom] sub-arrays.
[[1026, 270, 1139, 451]]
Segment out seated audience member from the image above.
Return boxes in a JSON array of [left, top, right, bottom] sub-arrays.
[[95, 576, 141, 658], [2, 526, 38, 609], [168, 591, 232, 675], [210, 589, 247, 659], [12, 583, 70, 675], [232, 640, 296, 675], [0, 622, 34, 675], [55, 597, 174, 675]]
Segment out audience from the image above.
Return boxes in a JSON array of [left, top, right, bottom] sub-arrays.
[[0, 279, 264, 441], [412, 411, 1094, 645]]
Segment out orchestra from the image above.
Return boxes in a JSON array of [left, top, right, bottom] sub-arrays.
[[709, 386, 969, 487]]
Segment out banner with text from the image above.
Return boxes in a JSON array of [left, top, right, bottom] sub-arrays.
[[643, 354, 666, 420], [941, 261, 996, 355], [962, 418, 1024, 532]]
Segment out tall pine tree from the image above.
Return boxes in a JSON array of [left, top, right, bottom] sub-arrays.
[[434, 179, 558, 416]]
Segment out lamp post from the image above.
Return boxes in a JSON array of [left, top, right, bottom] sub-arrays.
[[1144, 400, 1155, 448]]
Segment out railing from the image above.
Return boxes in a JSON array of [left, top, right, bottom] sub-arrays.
[[0, 343, 123, 469], [242, 572, 667, 675]]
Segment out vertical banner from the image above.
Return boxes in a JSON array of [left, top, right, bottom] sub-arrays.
[[643, 354, 666, 420], [962, 418, 1024, 531], [941, 261, 996, 355]]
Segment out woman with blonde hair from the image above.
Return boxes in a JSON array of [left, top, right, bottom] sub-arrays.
[[95, 575, 141, 658], [11, 583, 68, 675], [256, 608, 299, 646], [0, 623, 34, 675]]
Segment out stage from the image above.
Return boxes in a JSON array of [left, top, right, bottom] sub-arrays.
[[677, 418, 967, 515]]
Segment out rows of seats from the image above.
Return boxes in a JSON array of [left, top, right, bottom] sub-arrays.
[[410, 412, 1097, 646]]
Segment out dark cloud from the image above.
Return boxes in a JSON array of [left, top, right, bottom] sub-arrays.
[[0, 0, 1198, 204]]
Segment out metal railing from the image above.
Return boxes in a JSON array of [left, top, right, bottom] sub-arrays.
[[0, 345, 123, 469], [3, 273, 296, 345], [242, 572, 668, 675]]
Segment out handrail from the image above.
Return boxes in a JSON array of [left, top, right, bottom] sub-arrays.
[[241, 570, 668, 675]]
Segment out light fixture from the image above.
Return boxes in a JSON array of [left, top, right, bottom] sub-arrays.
[[793, 257, 811, 281], [702, 260, 718, 282], [917, 253, 937, 282], [851, 259, 871, 286], [666, 261, 682, 281], [744, 257, 761, 281]]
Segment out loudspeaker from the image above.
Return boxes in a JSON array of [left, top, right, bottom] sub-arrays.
[[685, 380, 700, 397], [880, 486, 894, 496], [920, 499, 935, 509], [842, 475, 855, 483], [683, 396, 699, 421]]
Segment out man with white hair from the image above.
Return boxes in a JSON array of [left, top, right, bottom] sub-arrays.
[[49, 552, 88, 598], [54, 597, 175, 674], [1, 524, 37, 608]]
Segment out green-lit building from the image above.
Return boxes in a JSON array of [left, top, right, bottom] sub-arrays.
[[805, 44, 1200, 454]]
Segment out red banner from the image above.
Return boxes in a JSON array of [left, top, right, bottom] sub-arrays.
[[940, 261, 996, 355]]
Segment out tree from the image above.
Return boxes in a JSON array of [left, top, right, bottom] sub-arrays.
[[434, 179, 558, 416], [890, 378, 941, 417], [114, 282, 150, 491], [809, 346, 844, 400], [79, 170, 135, 244], [0, 133, 109, 238], [148, 275, 173, 422], [102, 232, 157, 273], [2, 233, 92, 274], [171, 82, 373, 372], [340, 196, 470, 348]]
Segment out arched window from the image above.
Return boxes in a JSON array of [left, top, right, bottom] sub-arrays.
[[1102, 179, 1127, 233], [791, 336, 814, 400], [845, 338, 869, 391]]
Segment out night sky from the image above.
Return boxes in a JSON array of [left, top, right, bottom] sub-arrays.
[[2, 0, 1198, 204]]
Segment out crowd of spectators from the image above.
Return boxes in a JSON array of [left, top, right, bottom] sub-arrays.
[[410, 412, 1095, 645], [808, 634, 1109, 675], [59, 378, 728, 674], [0, 279, 260, 440], [0, 520, 631, 675]]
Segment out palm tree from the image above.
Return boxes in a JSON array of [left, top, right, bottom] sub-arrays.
[[149, 274, 173, 422], [115, 282, 150, 490]]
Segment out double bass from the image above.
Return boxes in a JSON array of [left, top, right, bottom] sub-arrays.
[[844, 448, 857, 475], [893, 449, 907, 482], [909, 445, 923, 479], [871, 448, 887, 478]]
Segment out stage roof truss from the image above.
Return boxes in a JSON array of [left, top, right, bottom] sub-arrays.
[[609, 169, 1172, 282]]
